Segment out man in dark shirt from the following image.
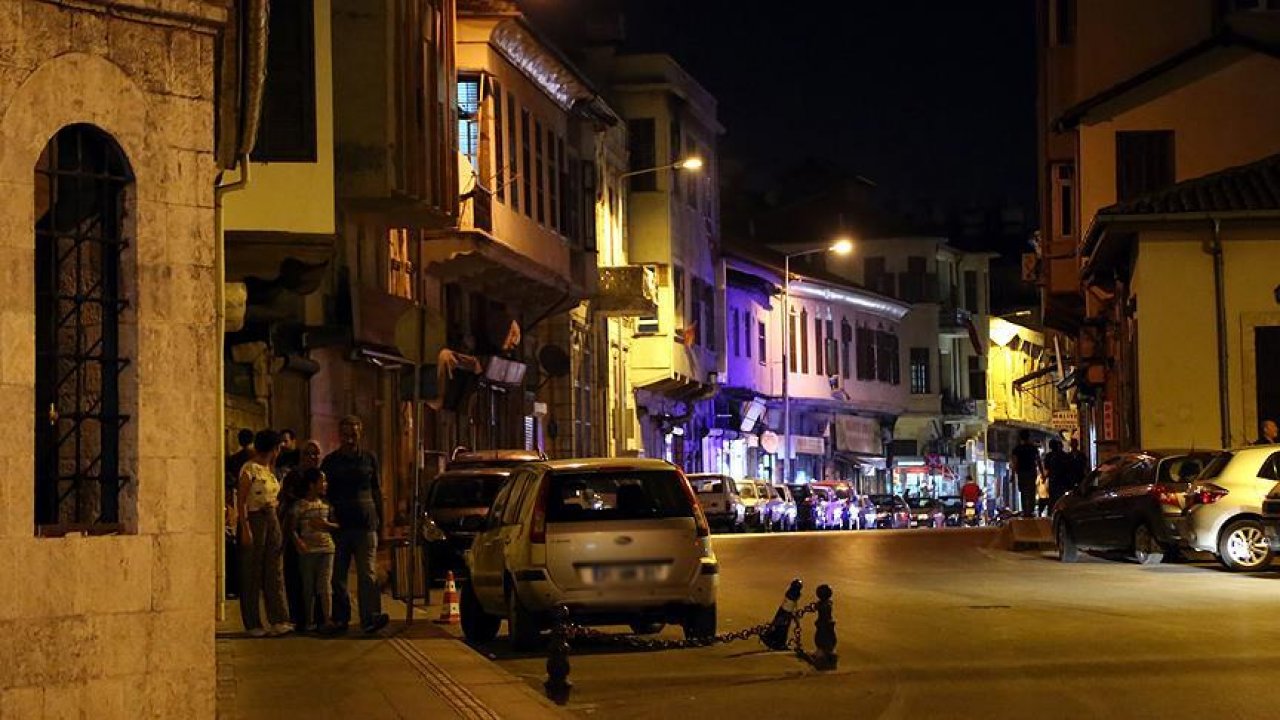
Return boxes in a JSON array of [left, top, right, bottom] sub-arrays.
[[321, 415, 389, 634], [1010, 430, 1043, 518], [1043, 438, 1072, 511], [1065, 437, 1088, 489]]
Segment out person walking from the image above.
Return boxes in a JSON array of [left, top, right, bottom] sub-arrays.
[[1043, 438, 1072, 511], [1035, 472, 1051, 517], [224, 428, 254, 599], [277, 428, 301, 475], [1010, 430, 1043, 518], [237, 429, 292, 637], [288, 467, 340, 634], [279, 440, 323, 628], [321, 416, 390, 634]]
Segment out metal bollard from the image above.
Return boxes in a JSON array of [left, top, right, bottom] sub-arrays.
[[812, 584, 837, 670], [760, 578, 803, 651], [544, 605, 572, 705]]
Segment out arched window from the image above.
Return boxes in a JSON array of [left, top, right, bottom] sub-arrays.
[[34, 124, 134, 535]]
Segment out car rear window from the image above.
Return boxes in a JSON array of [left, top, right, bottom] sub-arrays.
[[1200, 452, 1234, 481], [429, 473, 508, 509], [689, 476, 736, 494], [869, 495, 895, 507], [545, 470, 694, 523], [907, 498, 936, 510], [739, 484, 758, 499]]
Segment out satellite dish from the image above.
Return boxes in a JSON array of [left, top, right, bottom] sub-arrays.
[[538, 344, 571, 378]]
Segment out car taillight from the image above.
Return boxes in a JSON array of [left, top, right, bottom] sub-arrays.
[[676, 470, 710, 538], [1189, 483, 1229, 506], [1152, 484, 1184, 508], [528, 477, 550, 544]]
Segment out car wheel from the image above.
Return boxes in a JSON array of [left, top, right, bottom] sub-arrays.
[[682, 603, 716, 641], [1055, 521, 1079, 563], [460, 580, 500, 643], [629, 621, 664, 635], [1217, 518, 1273, 572], [1132, 524, 1164, 566], [505, 586, 541, 650]]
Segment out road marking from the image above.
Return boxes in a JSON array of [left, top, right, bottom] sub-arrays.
[[389, 636, 502, 720]]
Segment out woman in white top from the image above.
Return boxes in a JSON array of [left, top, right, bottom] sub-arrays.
[[237, 429, 292, 637]]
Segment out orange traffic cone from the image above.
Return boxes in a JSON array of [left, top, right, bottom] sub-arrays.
[[435, 571, 461, 624]]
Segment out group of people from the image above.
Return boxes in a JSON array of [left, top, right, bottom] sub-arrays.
[[224, 416, 389, 637], [1010, 430, 1088, 518]]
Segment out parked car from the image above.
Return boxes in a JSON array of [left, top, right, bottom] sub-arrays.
[[1053, 449, 1216, 565], [1179, 446, 1280, 571], [461, 459, 719, 649], [788, 483, 821, 530], [811, 482, 852, 529], [906, 497, 946, 528], [687, 473, 746, 532], [420, 468, 513, 579], [736, 478, 770, 530], [938, 496, 964, 526], [449, 448, 546, 469], [866, 494, 910, 529], [761, 484, 797, 532], [848, 495, 878, 530]]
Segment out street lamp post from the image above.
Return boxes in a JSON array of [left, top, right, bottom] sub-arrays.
[[780, 238, 853, 486], [618, 155, 704, 180]]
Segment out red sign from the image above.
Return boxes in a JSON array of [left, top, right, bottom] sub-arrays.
[[1103, 401, 1115, 442]]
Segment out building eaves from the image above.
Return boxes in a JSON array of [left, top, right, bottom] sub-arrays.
[[1052, 31, 1280, 132]]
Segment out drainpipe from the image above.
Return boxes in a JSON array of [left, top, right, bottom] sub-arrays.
[[1209, 218, 1230, 448], [213, 154, 251, 621]]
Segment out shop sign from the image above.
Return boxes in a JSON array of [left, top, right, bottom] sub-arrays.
[[834, 415, 882, 455], [1103, 401, 1115, 441], [790, 435, 826, 457], [760, 430, 780, 454], [1051, 410, 1077, 432]]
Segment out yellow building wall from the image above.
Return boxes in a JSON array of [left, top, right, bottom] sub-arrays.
[[987, 317, 1055, 429], [1079, 53, 1280, 224], [223, 0, 335, 235], [1220, 227, 1280, 447], [1133, 235, 1220, 449]]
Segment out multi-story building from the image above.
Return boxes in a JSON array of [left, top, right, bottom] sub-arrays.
[[0, 0, 229, 713], [1036, 0, 1280, 457], [586, 50, 724, 470], [718, 246, 910, 491], [825, 237, 994, 496]]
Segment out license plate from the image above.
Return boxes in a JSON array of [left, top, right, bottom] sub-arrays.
[[590, 564, 662, 584]]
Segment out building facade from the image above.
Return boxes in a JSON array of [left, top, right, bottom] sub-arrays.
[[1036, 0, 1280, 457], [718, 248, 910, 491], [0, 0, 228, 715]]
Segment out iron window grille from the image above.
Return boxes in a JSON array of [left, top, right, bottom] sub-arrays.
[[34, 124, 133, 535]]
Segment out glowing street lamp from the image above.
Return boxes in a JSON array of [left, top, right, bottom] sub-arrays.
[[620, 156, 704, 179]]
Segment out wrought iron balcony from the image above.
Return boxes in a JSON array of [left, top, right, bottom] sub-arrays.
[[942, 392, 980, 417], [596, 264, 659, 317]]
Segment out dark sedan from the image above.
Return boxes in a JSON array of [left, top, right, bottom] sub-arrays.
[[420, 467, 513, 578], [1053, 449, 1216, 564]]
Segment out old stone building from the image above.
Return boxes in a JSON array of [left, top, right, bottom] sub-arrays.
[[0, 0, 225, 716]]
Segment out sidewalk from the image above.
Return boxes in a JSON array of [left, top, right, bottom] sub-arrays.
[[216, 594, 568, 720]]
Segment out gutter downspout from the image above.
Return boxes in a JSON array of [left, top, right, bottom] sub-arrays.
[[213, 154, 251, 621], [1210, 218, 1231, 448]]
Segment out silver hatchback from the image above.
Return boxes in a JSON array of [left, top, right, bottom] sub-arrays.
[[1176, 446, 1280, 571], [462, 459, 719, 649]]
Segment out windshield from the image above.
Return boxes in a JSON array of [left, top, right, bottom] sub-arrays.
[[428, 473, 508, 509], [938, 497, 963, 511], [689, 475, 736, 494], [1199, 452, 1234, 481], [545, 470, 694, 523]]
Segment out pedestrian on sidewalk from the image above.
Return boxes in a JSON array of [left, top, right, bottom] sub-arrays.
[[225, 428, 254, 600], [237, 429, 293, 638], [1255, 419, 1279, 445], [277, 428, 301, 475], [321, 415, 390, 634], [288, 467, 341, 634], [1043, 438, 1072, 511], [280, 439, 323, 628], [1010, 430, 1043, 518]]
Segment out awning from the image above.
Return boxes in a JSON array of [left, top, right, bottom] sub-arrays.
[[635, 373, 717, 403], [1012, 363, 1058, 390]]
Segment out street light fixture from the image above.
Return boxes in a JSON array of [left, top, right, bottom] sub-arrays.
[[619, 156, 704, 179], [779, 237, 855, 486]]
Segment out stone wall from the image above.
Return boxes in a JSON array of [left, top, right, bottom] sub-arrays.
[[0, 1, 224, 717]]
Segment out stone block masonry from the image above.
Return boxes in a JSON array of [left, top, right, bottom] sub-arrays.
[[0, 1, 227, 717]]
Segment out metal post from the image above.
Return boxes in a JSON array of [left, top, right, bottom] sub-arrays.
[[812, 584, 837, 670], [407, 229, 425, 624], [782, 254, 791, 486], [545, 605, 572, 704]]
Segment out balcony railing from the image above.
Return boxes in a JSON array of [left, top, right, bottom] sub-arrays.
[[939, 304, 971, 332], [460, 183, 493, 232], [596, 264, 659, 317], [942, 392, 979, 417]]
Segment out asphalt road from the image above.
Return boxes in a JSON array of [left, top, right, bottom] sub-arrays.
[[465, 528, 1280, 719]]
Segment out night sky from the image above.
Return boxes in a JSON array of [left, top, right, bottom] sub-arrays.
[[618, 1, 1038, 215]]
